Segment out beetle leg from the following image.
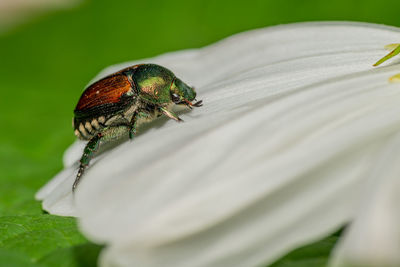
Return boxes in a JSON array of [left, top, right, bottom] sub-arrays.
[[128, 126, 136, 140], [74, 134, 102, 191], [159, 107, 183, 122], [73, 125, 129, 191], [128, 110, 152, 139]]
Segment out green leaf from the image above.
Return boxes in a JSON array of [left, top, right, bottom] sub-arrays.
[[38, 243, 102, 267], [270, 231, 342, 267], [0, 248, 44, 267], [0, 215, 102, 266]]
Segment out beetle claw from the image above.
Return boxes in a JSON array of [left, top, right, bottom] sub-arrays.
[[183, 99, 202, 108], [192, 100, 203, 107], [184, 99, 202, 108]]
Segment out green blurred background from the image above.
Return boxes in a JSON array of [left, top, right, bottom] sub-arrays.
[[1, 0, 400, 266]]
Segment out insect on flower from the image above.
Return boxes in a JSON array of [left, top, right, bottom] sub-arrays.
[[72, 64, 202, 191]]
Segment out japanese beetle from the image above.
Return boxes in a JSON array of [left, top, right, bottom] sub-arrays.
[[72, 64, 202, 190]]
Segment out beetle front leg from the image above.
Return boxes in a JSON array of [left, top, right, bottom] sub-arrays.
[[73, 125, 129, 191], [159, 107, 183, 122]]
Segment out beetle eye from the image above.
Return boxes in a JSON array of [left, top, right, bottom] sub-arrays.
[[171, 93, 181, 103]]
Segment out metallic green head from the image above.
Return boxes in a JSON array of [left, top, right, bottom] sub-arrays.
[[170, 77, 197, 105], [132, 64, 201, 107]]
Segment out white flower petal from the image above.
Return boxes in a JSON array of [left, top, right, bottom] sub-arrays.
[[37, 22, 400, 267], [330, 132, 400, 267], [35, 166, 77, 216]]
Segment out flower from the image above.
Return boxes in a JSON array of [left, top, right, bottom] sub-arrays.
[[330, 132, 400, 267], [37, 22, 400, 267]]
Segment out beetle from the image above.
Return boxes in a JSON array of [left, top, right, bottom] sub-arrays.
[[72, 63, 202, 191]]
